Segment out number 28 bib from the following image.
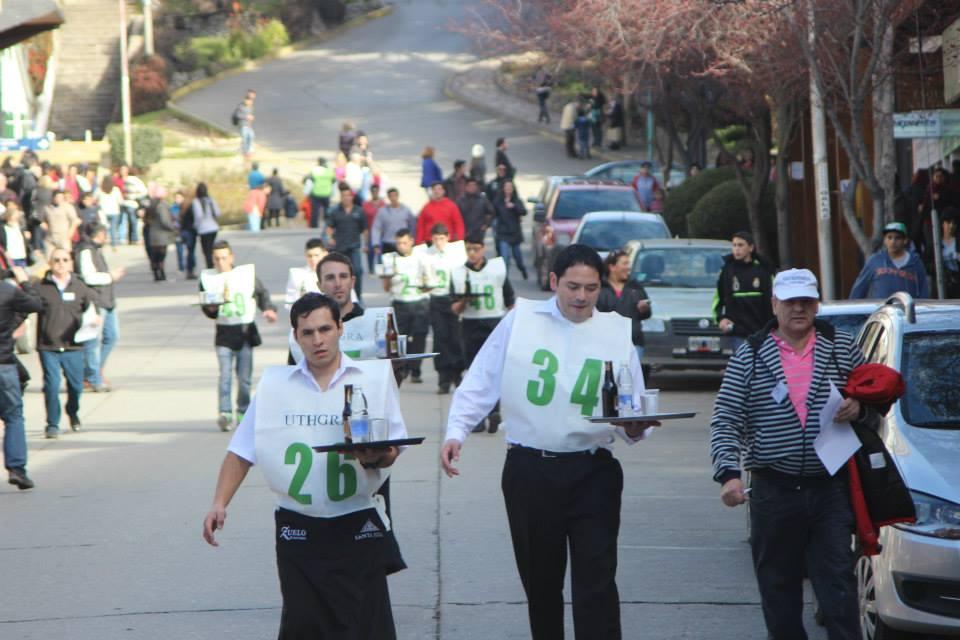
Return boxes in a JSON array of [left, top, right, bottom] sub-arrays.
[[500, 298, 633, 452], [253, 361, 392, 519]]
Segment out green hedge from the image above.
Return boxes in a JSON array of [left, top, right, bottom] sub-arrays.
[[106, 124, 164, 169], [686, 179, 776, 248], [662, 166, 737, 236], [174, 20, 289, 74]]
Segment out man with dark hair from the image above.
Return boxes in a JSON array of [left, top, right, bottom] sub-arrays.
[[74, 223, 125, 393], [450, 231, 515, 432], [495, 137, 515, 179], [443, 160, 468, 202], [456, 178, 495, 238], [416, 183, 464, 244], [203, 291, 408, 639], [484, 163, 510, 202], [200, 240, 277, 432], [441, 243, 655, 640], [326, 184, 368, 300], [317, 253, 363, 324], [382, 229, 429, 382], [284, 239, 328, 365], [371, 188, 415, 257], [714, 231, 774, 350], [421, 224, 466, 394]]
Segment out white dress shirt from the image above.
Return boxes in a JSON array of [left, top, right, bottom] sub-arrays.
[[445, 296, 649, 446]]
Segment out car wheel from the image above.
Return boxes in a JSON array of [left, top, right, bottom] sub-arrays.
[[857, 555, 913, 640]]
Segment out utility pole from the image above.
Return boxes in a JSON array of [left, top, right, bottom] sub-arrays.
[[808, 1, 835, 299], [119, 0, 133, 165], [143, 0, 155, 56]]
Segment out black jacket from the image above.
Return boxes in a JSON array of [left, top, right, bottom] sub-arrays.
[[713, 254, 774, 337], [35, 273, 98, 352], [0, 280, 43, 364], [492, 193, 526, 244], [456, 193, 495, 236], [597, 279, 651, 346], [201, 276, 276, 350]]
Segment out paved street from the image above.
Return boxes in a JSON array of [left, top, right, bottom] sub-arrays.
[[1, 1, 834, 639]]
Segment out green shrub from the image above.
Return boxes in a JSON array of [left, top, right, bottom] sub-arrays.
[[106, 124, 164, 169], [686, 179, 776, 243], [174, 35, 239, 74], [662, 166, 737, 235], [257, 19, 290, 51]]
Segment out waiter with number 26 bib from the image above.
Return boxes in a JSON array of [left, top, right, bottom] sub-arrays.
[[203, 293, 408, 640], [441, 244, 659, 640]]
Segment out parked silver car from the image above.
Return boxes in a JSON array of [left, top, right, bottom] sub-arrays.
[[571, 211, 671, 260], [625, 238, 734, 371], [855, 294, 960, 639]]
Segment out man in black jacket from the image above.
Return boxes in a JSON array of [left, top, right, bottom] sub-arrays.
[[0, 264, 43, 486], [36, 248, 99, 438], [200, 241, 277, 432], [456, 179, 495, 238], [75, 224, 124, 392], [714, 231, 774, 349]]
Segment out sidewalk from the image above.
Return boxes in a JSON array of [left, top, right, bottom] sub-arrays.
[[444, 57, 639, 164]]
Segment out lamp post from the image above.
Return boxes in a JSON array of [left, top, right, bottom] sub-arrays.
[[119, 0, 133, 165]]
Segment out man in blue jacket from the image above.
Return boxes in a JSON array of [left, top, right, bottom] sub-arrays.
[[850, 222, 929, 299]]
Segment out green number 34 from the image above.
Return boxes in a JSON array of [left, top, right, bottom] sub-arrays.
[[525, 348, 602, 416], [284, 444, 358, 505]]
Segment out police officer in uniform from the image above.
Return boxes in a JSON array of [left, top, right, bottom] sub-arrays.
[[450, 231, 514, 432], [200, 240, 277, 431], [381, 229, 429, 382], [203, 293, 406, 639], [420, 223, 466, 394], [441, 244, 657, 640]]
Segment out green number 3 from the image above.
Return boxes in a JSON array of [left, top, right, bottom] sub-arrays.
[[525, 350, 602, 416]]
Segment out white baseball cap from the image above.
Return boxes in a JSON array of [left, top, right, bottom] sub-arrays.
[[773, 268, 820, 300]]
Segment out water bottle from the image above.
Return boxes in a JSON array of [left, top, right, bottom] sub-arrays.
[[616, 362, 634, 417], [350, 385, 370, 441], [374, 313, 387, 358]]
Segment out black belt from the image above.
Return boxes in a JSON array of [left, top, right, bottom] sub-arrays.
[[508, 444, 610, 459], [751, 467, 845, 489]]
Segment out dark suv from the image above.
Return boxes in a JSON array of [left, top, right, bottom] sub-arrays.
[[530, 180, 642, 289]]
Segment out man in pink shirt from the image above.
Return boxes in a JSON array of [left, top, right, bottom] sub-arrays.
[[416, 182, 464, 244]]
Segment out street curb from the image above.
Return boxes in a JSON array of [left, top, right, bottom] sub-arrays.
[[167, 3, 395, 116], [165, 102, 236, 139], [443, 62, 628, 165]]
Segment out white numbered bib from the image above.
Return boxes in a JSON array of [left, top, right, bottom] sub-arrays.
[[452, 257, 507, 319], [201, 264, 256, 326], [289, 267, 320, 299], [254, 362, 392, 518], [383, 252, 428, 302], [415, 241, 466, 297], [500, 298, 634, 452]]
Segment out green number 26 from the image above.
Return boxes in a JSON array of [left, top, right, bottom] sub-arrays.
[[284, 444, 358, 505], [525, 349, 602, 416]]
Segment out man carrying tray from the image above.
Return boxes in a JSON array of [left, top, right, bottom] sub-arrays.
[[450, 230, 515, 433], [203, 292, 407, 639], [200, 240, 277, 432], [441, 244, 657, 640], [417, 223, 466, 395], [381, 229, 429, 383]]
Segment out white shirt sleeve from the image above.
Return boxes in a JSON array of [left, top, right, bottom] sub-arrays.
[[227, 396, 257, 464], [444, 309, 516, 443], [283, 268, 299, 309], [78, 248, 112, 286]]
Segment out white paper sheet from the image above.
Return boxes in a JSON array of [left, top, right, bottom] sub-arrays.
[[813, 382, 862, 475]]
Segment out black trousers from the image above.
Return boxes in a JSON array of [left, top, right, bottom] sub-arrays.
[[392, 300, 429, 376], [428, 296, 464, 385], [199, 231, 218, 269], [275, 508, 404, 640], [749, 470, 860, 640], [462, 318, 499, 368], [564, 129, 577, 157], [502, 447, 623, 640]]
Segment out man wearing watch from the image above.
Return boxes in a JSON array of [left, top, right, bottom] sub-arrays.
[[203, 293, 407, 639]]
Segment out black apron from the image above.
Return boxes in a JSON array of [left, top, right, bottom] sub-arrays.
[[275, 507, 406, 640]]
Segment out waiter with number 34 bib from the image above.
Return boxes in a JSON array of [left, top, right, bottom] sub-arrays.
[[203, 293, 407, 639], [441, 244, 659, 640]]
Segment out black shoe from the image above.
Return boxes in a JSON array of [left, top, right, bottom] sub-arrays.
[[68, 414, 81, 432], [186, 271, 198, 280], [8, 468, 34, 490], [437, 383, 451, 395], [470, 422, 486, 434], [487, 412, 501, 434], [411, 374, 423, 384], [520, 268, 529, 281]]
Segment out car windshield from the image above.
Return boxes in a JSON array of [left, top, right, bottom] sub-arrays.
[[578, 220, 668, 250], [631, 247, 726, 288], [554, 190, 640, 220], [901, 332, 960, 428], [817, 313, 870, 339]]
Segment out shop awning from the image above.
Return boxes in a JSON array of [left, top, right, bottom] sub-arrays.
[[0, 0, 64, 50]]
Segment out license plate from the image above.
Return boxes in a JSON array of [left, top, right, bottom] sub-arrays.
[[688, 336, 720, 353]]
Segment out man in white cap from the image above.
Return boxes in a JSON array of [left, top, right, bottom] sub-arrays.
[[849, 221, 929, 299], [710, 268, 879, 640]]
